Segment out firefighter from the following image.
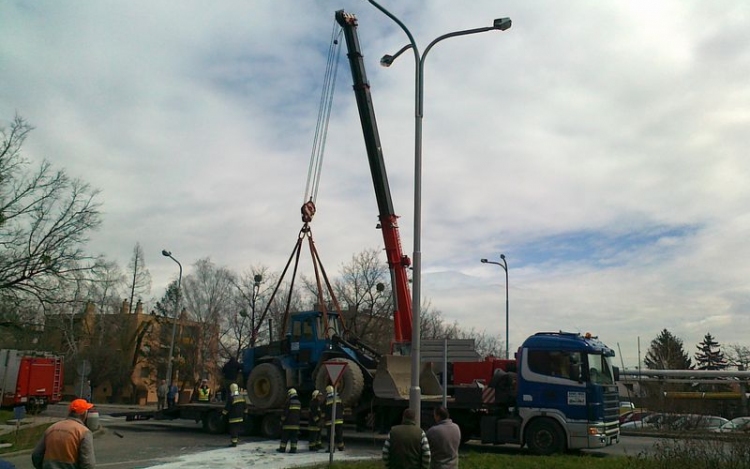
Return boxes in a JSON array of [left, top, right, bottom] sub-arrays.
[[277, 388, 301, 453], [308, 390, 325, 451], [324, 384, 344, 452], [221, 383, 246, 447], [196, 378, 211, 403]]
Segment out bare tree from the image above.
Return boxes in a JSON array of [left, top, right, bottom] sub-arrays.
[[0, 115, 102, 303], [180, 258, 237, 382], [724, 343, 750, 370], [329, 248, 393, 344], [126, 242, 152, 314]]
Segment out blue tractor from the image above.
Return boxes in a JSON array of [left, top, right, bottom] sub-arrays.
[[242, 310, 380, 410]]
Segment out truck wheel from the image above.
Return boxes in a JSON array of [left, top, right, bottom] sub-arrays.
[[525, 418, 565, 455], [314, 358, 365, 407], [247, 363, 286, 409], [202, 410, 227, 434], [261, 413, 282, 439]]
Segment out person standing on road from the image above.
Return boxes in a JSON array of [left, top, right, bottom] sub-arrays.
[[196, 378, 211, 403], [156, 380, 169, 411], [307, 390, 324, 451], [31, 399, 96, 469], [167, 383, 178, 408], [221, 357, 242, 402], [277, 388, 301, 453], [221, 383, 247, 447], [425, 406, 461, 469], [324, 385, 344, 452], [382, 408, 431, 469]]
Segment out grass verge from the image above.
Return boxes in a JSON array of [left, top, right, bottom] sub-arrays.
[[0, 410, 54, 455]]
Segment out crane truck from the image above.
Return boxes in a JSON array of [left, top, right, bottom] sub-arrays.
[[330, 10, 621, 454]]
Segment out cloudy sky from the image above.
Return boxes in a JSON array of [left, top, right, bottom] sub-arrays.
[[2, 1, 749, 368]]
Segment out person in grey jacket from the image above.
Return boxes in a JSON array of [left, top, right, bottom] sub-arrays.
[[32, 399, 96, 469], [426, 406, 461, 469]]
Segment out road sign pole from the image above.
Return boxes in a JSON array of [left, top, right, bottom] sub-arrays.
[[323, 361, 348, 467], [329, 389, 336, 467]]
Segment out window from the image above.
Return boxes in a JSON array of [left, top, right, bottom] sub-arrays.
[[587, 353, 614, 384], [527, 350, 581, 380]]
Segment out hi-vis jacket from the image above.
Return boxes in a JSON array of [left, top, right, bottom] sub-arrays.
[[222, 394, 247, 424], [324, 392, 343, 426], [281, 395, 301, 431]]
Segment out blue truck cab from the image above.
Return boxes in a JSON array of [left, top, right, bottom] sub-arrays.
[[514, 331, 620, 453]]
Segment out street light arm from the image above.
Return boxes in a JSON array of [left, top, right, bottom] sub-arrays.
[[381, 44, 413, 67], [367, 0, 419, 59], [480, 259, 507, 271]]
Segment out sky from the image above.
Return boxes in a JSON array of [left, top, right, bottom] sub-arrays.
[[2, 1, 749, 369]]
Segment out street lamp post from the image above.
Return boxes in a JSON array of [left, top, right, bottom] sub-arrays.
[[162, 250, 183, 386], [368, 0, 511, 428], [250, 274, 262, 347], [481, 254, 509, 359]]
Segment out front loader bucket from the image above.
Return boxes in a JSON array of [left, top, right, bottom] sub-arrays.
[[372, 355, 443, 399], [419, 362, 443, 396]]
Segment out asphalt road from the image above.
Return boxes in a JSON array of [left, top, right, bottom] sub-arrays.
[[2, 403, 662, 468], [3, 417, 661, 469]]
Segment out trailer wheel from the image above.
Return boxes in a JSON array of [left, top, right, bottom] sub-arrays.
[[314, 358, 364, 407], [202, 410, 227, 434], [247, 363, 286, 409], [525, 418, 565, 455], [261, 413, 282, 439]]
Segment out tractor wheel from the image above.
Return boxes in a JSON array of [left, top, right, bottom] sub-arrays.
[[261, 413, 282, 439], [247, 363, 286, 409], [314, 358, 365, 408], [525, 418, 566, 455]]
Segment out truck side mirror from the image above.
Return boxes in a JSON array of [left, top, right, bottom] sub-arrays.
[[613, 366, 620, 382]]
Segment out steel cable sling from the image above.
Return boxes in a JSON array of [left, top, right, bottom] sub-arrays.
[[257, 21, 346, 337]]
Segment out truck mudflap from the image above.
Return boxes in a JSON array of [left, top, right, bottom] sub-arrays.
[[372, 356, 443, 399]]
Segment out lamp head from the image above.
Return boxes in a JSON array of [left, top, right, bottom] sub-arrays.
[[480, 259, 488, 263], [380, 55, 395, 67], [500, 254, 506, 260], [162, 249, 171, 257], [254, 274, 263, 285], [493, 18, 512, 31]]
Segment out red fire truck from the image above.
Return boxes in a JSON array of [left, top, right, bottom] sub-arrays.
[[0, 349, 64, 413]]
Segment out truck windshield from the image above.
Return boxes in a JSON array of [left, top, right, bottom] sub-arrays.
[[587, 353, 615, 385]]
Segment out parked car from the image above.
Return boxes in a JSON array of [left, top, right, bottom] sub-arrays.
[[619, 401, 636, 414], [620, 412, 665, 430], [713, 416, 750, 433], [670, 414, 729, 432], [620, 410, 652, 426]]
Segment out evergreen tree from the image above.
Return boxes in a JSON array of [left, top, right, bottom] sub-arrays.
[[644, 329, 693, 370], [694, 333, 728, 370]]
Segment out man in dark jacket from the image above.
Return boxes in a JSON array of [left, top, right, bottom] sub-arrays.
[[32, 399, 96, 469], [221, 383, 247, 447], [308, 390, 324, 451], [426, 406, 460, 469], [382, 408, 431, 469], [277, 388, 301, 453], [324, 385, 344, 452], [221, 357, 242, 402]]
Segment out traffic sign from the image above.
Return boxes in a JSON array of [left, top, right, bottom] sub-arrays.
[[324, 361, 348, 386]]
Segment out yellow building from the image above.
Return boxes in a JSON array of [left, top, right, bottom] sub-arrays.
[[45, 300, 219, 405]]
